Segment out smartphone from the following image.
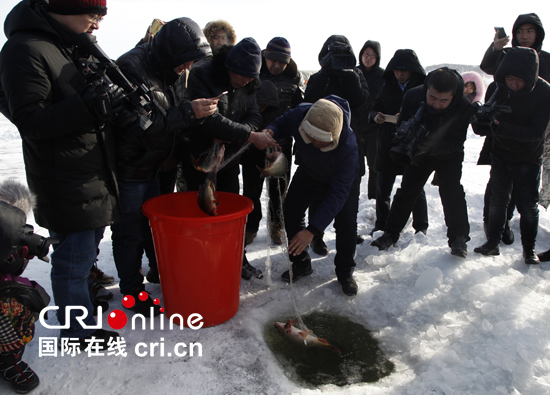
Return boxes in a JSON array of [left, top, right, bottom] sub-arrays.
[[216, 91, 228, 99], [494, 27, 507, 39]]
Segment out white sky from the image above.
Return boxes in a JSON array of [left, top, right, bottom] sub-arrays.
[[0, 0, 549, 70]]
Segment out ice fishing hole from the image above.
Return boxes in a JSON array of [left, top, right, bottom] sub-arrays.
[[264, 311, 394, 387]]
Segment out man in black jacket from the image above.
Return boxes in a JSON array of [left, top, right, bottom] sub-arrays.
[[304, 35, 369, 256], [0, 0, 120, 351], [372, 68, 476, 258], [241, 37, 304, 246], [111, 18, 218, 314], [480, 13, 550, 82], [474, 47, 550, 264], [181, 37, 277, 279], [369, 49, 428, 236]]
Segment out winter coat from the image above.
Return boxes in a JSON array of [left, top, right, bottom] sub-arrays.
[[478, 48, 550, 164], [399, 68, 476, 163], [370, 49, 426, 173], [304, 35, 369, 176], [113, 18, 212, 182], [0, 0, 119, 234], [357, 40, 385, 140], [267, 95, 359, 235], [259, 52, 304, 123], [186, 44, 262, 170], [480, 13, 550, 82]]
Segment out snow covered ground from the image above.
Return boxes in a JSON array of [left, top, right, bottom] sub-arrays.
[[2, 112, 550, 395]]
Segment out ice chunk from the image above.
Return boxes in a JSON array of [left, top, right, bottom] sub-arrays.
[[481, 319, 493, 331], [415, 267, 443, 290]]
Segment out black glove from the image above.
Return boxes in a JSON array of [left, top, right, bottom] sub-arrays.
[[80, 82, 126, 121]]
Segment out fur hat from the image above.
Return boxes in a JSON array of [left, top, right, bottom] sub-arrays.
[[225, 37, 262, 78], [203, 20, 236, 46], [299, 99, 343, 152], [46, 0, 107, 16]]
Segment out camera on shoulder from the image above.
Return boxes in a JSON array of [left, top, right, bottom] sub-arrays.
[[321, 42, 356, 70]]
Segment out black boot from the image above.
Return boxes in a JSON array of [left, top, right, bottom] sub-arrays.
[[523, 246, 540, 265], [538, 248, 550, 262], [146, 266, 160, 283], [501, 221, 515, 245], [242, 255, 263, 280], [282, 257, 313, 283], [310, 235, 329, 256], [0, 347, 39, 394], [338, 276, 358, 296], [450, 235, 468, 258], [474, 239, 500, 256], [371, 232, 398, 251]]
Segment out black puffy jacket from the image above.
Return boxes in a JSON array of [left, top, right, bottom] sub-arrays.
[[370, 49, 426, 173], [0, 0, 119, 233], [480, 13, 550, 82], [114, 17, 211, 182]]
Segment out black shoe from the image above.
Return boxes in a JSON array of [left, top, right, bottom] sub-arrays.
[[474, 240, 500, 256], [415, 228, 427, 235], [356, 235, 365, 245], [537, 249, 550, 262], [282, 259, 313, 283], [310, 235, 329, 256], [524, 247, 540, 265], [338, 276, 358, 296], [371, 232, 398, 251], [242, 256, 263, 280], [90, 283, 113, 302], [0, 348, 39, 394], [369, 227, 382, 236], [124, 291, 161, 316], [146, 266, 160, 284], [502, 221, 514, 245], [450, 236, 468, 258]]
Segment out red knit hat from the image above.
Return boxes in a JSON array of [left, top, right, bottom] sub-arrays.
[[46, 0, 107, 16]]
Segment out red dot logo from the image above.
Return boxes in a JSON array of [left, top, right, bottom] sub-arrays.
[[108, 309, 128, 330], [138, 292, 148, 302], [122, 295, 135, 309]]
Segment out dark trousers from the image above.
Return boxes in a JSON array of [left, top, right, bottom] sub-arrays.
[[111, 180, 160, 295], [487, 153, 541, 247], [386, 151, 469, 244], [363, 130, 378, 199], [483, 178, 516, 223], [284, 168, 360, 279], [375, 171, 429, 232]]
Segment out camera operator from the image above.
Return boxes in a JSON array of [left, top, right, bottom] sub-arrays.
[[0, 180, 52, 393], [473, 47, 550, 264], [304, 35, 369, 256], [0, 0, 121, 348], [110, 17, 216, 314], [372, 68, 477, 258]]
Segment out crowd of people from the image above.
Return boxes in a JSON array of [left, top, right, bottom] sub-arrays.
[[0, 0, 549, 393]]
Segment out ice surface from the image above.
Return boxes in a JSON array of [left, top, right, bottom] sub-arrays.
[[2, 114, 550, 394]]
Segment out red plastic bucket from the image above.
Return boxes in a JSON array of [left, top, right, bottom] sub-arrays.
[[142, 191, 253, 327]]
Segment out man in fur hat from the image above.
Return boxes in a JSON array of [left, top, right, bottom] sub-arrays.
[[263, 95, 361, 296]]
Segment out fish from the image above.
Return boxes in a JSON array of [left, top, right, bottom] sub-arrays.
[[198, 178, 219, 216], [274, 319, 341, 355], [191, 141, 225, 173], [256, 150, 288, 178]]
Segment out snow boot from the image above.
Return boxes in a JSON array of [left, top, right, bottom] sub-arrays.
[[450, 236, 468, 258], [282, 257, 313, 283], [310, 235, 328, 256], [242, 255, 263, 280], [371, 232, 398, 251], [523, 246, 540, 265], [338, 276, 358, 296], [474, 239, 500, 256], [90, 261, 114, 285], [0, 347, 39, 394], [538, 248, 550, 262], [270, 223, 282, 245]]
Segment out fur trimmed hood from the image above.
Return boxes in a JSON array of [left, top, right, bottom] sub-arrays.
[[461, 71, 486, 103], [0, 179, 35, 216], [203, 20, 236, 46]]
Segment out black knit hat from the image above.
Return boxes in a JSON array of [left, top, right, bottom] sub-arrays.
[[46, 0, 107, 16], [225, 37, 261, 78], [264, 37, 291, 64]]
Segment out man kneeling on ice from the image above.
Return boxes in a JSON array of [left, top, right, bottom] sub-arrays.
[[263, 95, 360, 296]]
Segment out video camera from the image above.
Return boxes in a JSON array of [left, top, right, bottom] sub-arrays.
[[72, 33, 165, 134], [472, 86, 511, 127], [321, 42, 356, 70], [389, 104, 429, 166]]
